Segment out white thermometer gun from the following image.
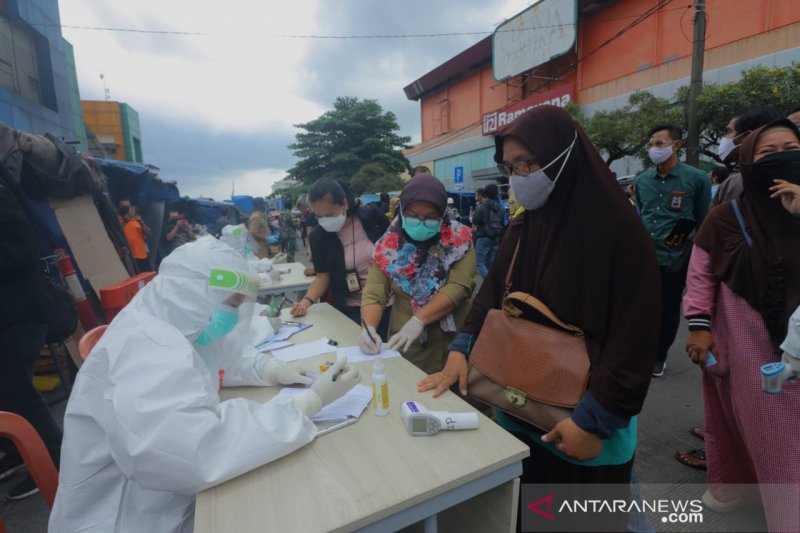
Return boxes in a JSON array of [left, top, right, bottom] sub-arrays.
[[400, 400, 479, 436]]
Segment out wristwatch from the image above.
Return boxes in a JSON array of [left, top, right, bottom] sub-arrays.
[[302, 296, 315, 306]]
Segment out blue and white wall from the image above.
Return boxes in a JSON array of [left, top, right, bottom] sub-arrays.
[[0, 0, 86, 149]]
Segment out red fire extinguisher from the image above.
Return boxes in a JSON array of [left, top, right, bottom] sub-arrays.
[[55, 249, 100, 330]]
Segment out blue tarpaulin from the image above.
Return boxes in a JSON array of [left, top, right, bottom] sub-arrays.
[[231, 195, 254, 216], [358, 193, 380, 205], [94, 158, 180, 206], [173, 198, 242, 229], [447, 190, 477, 219], [267, 197, 291, 212]]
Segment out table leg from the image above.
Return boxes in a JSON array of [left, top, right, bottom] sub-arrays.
[[423, 515, 437, 533]]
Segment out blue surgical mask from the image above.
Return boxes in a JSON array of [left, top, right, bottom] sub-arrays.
[[401, 213, 442, 242], [195, 304, 240, 346]]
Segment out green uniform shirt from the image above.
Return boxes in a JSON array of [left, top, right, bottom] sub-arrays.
[[635, 162, 711, 266]]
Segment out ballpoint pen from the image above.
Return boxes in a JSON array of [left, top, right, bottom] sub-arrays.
[[275, 296, 291, 316], [361, 319, 377, 345], [316, 416, 358, 436]]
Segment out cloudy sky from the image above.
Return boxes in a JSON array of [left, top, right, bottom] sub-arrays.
[[60, 0, 534, 200]]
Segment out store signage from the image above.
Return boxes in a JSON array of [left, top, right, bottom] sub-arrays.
[[482, 83, 576, 136]]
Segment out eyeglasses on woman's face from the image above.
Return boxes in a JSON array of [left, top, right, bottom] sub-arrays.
[[497, 158, 540, 177]]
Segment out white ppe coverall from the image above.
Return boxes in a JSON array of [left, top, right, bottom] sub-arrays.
[[48, 237, 317, 532]]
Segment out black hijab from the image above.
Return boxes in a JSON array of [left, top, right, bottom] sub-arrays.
[[695, 118, 800, 350], [463, 106, 661, 416]]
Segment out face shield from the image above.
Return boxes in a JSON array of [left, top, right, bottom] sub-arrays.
[[195, 268, 259, 347], [219, 224, 258, 258]]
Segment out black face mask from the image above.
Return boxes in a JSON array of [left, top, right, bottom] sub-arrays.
[[750, 150, 800, 189]]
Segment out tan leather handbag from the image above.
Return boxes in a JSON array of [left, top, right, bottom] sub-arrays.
[[467, 242, 590, 432]]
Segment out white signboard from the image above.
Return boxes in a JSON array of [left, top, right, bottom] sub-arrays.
[[493, 0, 577, 81]]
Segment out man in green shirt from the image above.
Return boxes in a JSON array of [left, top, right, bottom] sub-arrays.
[[635, 124, 711, 377]]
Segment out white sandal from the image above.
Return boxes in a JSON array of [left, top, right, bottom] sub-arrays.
[[701, 489, 749, 513]]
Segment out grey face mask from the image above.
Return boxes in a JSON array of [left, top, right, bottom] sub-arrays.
[[509, 132, 577, 211]]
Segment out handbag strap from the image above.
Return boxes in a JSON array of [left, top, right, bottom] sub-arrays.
[[503, 239, 521, 290], [731, 199, 753, 248], [503, 292, 584, 336], [502, 239, 584, 336]]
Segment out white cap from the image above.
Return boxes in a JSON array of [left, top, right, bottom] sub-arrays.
[[447, 198, 454, 204]]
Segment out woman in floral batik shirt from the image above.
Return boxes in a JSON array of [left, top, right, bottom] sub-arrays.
[[361, 174, 476, 374]]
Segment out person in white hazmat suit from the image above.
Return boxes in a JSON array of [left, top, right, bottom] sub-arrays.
[[49, 236, 361, 532]]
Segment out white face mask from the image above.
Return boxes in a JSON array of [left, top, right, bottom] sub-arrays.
[[717, 136, 736, 162], [317, 210, 347, 232], [647, 145, 674, 165], [509, 132, 577, 211]]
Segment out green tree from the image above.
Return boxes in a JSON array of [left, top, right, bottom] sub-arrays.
[[570, 91, 681, 166], [288, 97, 411, 186], [349, 162, 404, 195], [675, 63, 800, 162]]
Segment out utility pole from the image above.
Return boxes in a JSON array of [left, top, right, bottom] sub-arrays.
[[686, 0, 707, 167]]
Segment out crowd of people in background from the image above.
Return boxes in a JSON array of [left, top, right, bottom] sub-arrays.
[[7, 100, 799, 531], [283, 104, 800, 531]]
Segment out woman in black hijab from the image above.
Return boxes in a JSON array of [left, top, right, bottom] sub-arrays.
[[683, 119, 800, 528], [419, 106, 661, 526]]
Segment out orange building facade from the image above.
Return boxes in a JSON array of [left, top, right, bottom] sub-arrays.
[[404, 0, 800, 188], [82, 100, 144, 163]]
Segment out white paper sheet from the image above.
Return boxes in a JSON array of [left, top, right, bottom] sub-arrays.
[[254, 322, 311, 351], [270, 337, 336, 362], [271, 322, 312, 342], [277, 384, 373, 422], [335, 345, 402, 364]]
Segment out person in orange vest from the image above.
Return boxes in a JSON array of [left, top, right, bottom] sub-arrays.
[[118, 199, 152, 273]]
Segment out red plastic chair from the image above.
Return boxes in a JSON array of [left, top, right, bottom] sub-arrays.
[[78, 325, 108, 360], [0, 412, 58, 531]]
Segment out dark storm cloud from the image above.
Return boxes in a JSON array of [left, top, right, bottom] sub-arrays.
[[301, 0, 501, 137], [140, 114, 295, 183]]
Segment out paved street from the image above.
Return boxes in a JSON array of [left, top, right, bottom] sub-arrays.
[[0, 245, 769, 532]]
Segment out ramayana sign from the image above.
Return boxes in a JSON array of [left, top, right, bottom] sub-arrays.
[[482, 84, 576, 135]]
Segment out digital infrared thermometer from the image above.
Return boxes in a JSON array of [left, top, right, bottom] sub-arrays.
[[400, 400, 479, 436]]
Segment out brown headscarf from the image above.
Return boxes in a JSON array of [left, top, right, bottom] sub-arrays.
[[462, 106, 661, 417], [399, 173, 448, 215], [694, 118, 800, 350]]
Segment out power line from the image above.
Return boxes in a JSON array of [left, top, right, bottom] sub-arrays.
[[406, 0, 685, 158], [33, 6, 691, 40]]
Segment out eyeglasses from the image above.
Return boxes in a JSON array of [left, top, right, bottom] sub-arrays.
[[402, 215, 442, 229], [497, 158, 538, 177]]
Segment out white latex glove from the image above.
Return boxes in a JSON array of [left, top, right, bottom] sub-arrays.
[[259, 358, 313, 386], [291, 358, 361, 417], [358, 325, 382, 355], [781, 306, 800, 358], [387, 316, 425, 352], [268, 316, 282, 334], [781, 351, 800, 375], [257, 308, 283, 336]]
